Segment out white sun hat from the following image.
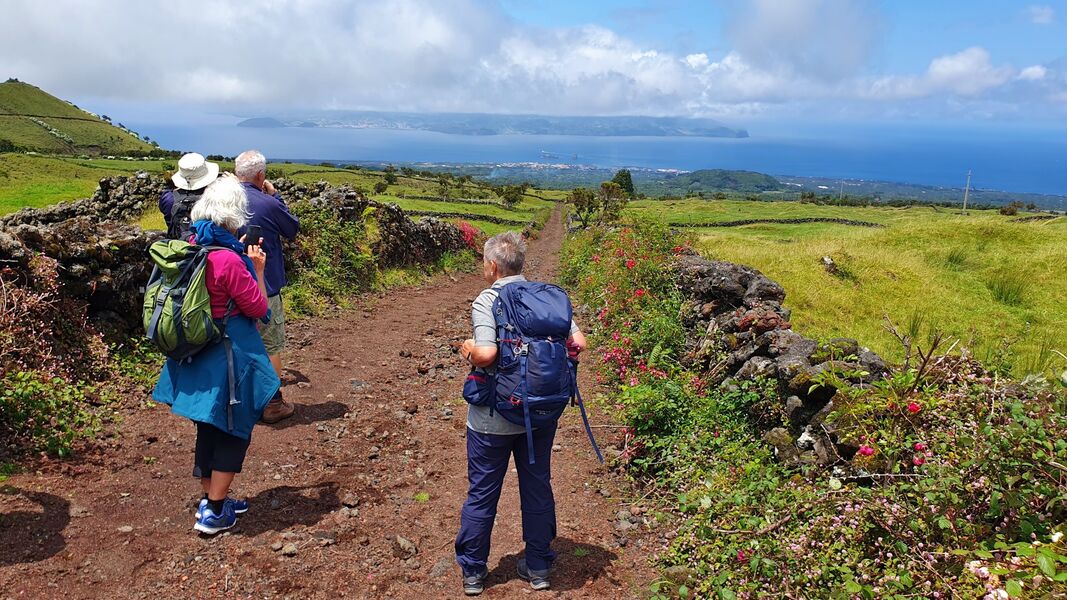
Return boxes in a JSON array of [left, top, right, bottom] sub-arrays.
[[171, 152, 220, 190]]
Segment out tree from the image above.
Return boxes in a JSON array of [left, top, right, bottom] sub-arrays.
[[598, 181, 628, 223], [568, 187, 598, 228], [374, 181, 388, 194], [437, 174, 451, 199], [384, 165, 398, 185], [501, 185, 524, 208], [611, 169, 635, 197]]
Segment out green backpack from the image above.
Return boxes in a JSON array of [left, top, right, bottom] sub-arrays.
[[143, 240, 234, 361]]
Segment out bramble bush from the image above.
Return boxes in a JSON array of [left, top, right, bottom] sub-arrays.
[[560, 219, 1067, 599]]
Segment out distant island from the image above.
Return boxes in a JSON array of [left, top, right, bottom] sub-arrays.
[[236, 111, 748, 138]]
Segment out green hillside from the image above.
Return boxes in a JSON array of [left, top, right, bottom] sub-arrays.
[[0, 80, 159, 156], [639, 168, 783, 196]]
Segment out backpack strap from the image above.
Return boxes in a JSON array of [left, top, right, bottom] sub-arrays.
[[571, 364, 604, 463], [519, 347, 536, 465]]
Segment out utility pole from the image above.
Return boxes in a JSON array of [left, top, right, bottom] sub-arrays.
[[962, 170, 971, 214], [838, 181, 844, 203]]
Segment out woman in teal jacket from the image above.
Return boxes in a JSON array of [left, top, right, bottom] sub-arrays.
[[153, 175, 281, 534]]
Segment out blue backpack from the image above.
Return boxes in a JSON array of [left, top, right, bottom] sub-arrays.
[[463, 280, 603, 464]]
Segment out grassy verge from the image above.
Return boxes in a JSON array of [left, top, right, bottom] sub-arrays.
[[627, 198, 1067, 377], [560, 220, 1067, 599]]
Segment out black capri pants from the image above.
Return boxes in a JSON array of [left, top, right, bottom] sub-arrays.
[[192, 422, 251, 478]]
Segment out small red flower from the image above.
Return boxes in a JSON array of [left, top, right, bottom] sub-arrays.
[[736, 550, 747, 562], [858, 445, 875, 457], [907, 402, 922, 414], [912, 455, 926, 466], [592, 254, 601, 263], [625, 259, 636, 269], [634, 288, 646, 297], [914, 442, 927, 452]]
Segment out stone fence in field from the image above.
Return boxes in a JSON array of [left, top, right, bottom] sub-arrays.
[[671, 250, 890, 467]]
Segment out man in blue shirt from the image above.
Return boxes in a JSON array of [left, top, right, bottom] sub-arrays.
[[235, 150, 300, 423]]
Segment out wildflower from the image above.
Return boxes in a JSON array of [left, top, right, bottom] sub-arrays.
[[625, 259, 636, 269], [912, 455, 926, 466], [612, 331, 620, 341], [592, 254, 601, 263], [629, 377, 639, 387], [858, 445, 875, 457], [737, 549, 747, 562], [634, 288, 646, 297], [1052, 531, 1064, 543], [907, 402, 922, 414], [914, 442, 927, 451]]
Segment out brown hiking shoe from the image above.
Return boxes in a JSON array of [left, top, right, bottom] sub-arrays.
[[261, 397, 295, 424]]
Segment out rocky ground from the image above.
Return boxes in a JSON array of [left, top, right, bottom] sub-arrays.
[[0, 209, 657, 599]]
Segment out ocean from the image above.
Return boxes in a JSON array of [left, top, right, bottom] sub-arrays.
[[133, 118, 1067, 196]]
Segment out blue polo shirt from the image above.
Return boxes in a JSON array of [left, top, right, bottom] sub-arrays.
[[238, 182, 300, 297]]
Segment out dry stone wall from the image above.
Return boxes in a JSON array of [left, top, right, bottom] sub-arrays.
[[672, 249, 889, 467]]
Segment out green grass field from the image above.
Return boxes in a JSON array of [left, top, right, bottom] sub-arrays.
[[628, 198, 1067, 376], [1, 153, 555, 236], [0, 81, 157, 155]]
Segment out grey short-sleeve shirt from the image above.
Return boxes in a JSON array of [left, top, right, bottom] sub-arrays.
[[466, 275, 580, 435]]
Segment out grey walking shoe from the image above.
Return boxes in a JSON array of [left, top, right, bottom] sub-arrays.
[[462, 568, 488, 596], [517, 558, 551, 591]]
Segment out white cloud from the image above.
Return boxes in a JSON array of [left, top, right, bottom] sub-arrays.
[[0, 0, 1061, 121], [1019, 65, 1048, 81], [867, 47, 1014, 99], [723, 0, 883, 82], [1025, 4, 1056, 24]]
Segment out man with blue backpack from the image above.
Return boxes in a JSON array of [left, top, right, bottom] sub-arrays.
[[455, 231, 600, 595]]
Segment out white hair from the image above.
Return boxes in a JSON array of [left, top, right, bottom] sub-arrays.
[[483, 231, 526, 275], [234, 150, 267, 181], [190, 177, 250, 231]]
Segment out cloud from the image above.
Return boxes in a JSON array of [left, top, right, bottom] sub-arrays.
[[722, 0, 883, 82], [0, 0, 1062, 121], [1025, 5, 1056, 25], [867, 47, 1015, 99], [1019, 65, 1048, 81]]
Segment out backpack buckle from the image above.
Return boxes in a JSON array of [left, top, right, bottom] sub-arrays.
[[516, 342, 529, 356], [510, 396, 522, 406]]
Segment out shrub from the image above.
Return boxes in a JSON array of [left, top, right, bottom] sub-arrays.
[[0, 370, 102, 457], [563, 221, 1067, 599]]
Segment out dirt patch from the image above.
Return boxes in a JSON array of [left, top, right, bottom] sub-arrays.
[[0, 208, 657, 599]]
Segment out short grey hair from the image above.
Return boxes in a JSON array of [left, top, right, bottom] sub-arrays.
[[483, 231, 526, 275], [234, 150, 267, 180], [190, 176, 250, 231]]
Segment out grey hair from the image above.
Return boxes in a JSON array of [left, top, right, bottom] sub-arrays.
[[483, 231, 526, 275], [190, 176, 250, 231], [234, 149, 267, 180]]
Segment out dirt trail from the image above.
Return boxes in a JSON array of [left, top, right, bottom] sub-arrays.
[[0, 208, 656, 599]]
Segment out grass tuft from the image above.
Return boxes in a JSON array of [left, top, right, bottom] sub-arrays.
[[986, 270, 1029, 306]]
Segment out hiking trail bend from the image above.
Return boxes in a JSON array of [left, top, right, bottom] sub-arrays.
[[0, 208, 657, 599]]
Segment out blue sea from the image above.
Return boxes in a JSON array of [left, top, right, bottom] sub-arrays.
[[131, 116, 1067, 196]]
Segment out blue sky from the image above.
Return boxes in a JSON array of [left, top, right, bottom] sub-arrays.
[[2, 0, 1065, 124]]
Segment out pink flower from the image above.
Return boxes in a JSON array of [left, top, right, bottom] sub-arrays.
[[912, 455, 926, 466], [625, 259, 636, 269], [736, 550, 747, 562], [914, 442, 927, 452], [629, 377, 639, 387], [592, 254, 601, 263], [611, 331, 620, 341], [907, 402, 921, 414], [858, 445, 875, 457], [634, 288, 646, 297]]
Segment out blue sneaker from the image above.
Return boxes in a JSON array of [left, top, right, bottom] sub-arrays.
[[226, 498, 249, 514], [194, 501, 237, 535], [195, 497, 247, 519]]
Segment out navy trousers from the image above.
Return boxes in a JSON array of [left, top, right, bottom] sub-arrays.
[[455, 424, 558, 576]]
